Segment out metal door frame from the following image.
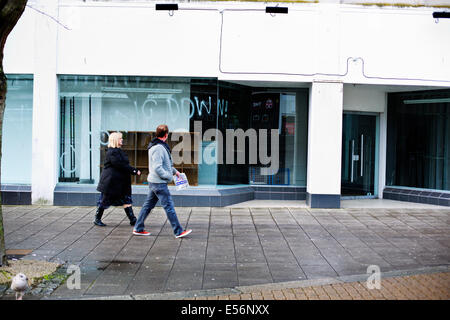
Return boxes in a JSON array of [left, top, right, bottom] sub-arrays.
[[341, 111, 380, 199]]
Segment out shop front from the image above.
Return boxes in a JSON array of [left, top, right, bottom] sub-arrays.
[[3, 2, 450, 208], [53, 75, 309, 206]]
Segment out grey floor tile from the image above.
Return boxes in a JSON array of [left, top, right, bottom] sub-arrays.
[[203, 270, 239, 290], [268, 263, 307, 282], [301, 264, 338, 279]]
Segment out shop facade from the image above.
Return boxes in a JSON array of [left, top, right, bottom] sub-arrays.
[[2, 0, 450, 207]]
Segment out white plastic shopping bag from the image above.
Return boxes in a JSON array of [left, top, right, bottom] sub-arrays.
[[173, 173, 189, 190]]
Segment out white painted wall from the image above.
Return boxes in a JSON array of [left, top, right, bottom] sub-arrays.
[[343, 84, 386, 112], [30, 0, 59, 204], [339, 7, 450, 86], [6, 2, 449, 86], [84, 3, 446, 86], [56, 3, 220, 77], [219, 8, 316, 78]]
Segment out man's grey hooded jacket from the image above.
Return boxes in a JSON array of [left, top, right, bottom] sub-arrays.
[[147, 140, 177, 184]]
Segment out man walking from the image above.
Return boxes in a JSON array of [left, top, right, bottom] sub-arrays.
[[133, 125, 192, 238]]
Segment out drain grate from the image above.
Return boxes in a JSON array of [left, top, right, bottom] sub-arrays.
[[5, 249, 33, 259]]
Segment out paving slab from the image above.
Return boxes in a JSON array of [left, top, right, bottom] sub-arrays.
[[1, 204, 449, 300]]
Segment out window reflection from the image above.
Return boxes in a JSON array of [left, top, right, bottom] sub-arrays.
[[387, 90, 450, 191], [2, 75, 33, 184], [57, 75, 308, 187]]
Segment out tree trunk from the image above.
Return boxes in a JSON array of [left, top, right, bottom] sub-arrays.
[[0, 0, 28, 267]]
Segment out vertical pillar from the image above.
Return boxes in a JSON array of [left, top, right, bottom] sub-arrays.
[[293, 91, 308, 186], [31, 0, 59, 204], [91, 96, 102, 184], [378, 103, 387, 198], [79, 96, 91, 182], [306, 81, 343, 208]]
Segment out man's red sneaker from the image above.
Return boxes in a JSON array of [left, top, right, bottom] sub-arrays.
[[175, 229, 192, 239], [133, 230, 151, 236]]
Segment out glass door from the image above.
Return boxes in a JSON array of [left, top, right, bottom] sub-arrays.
[[341, 113, 377, 196]]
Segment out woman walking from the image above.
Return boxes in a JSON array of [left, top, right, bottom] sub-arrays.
[[95, 132, 141, 227]]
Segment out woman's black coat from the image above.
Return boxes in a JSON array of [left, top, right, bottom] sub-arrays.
[[97, 148, 138, 197]]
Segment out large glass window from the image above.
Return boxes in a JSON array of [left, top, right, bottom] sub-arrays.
[[217, 81, 308, 186], [386, 89, 450, 191], [1, 75, 33, 184], [58, 75, 308, 187], [58, 75, 216, 186]]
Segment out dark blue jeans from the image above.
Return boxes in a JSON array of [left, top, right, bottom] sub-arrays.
[[134, 183, 183, 236]]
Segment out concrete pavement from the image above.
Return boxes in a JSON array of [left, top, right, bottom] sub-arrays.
[[1, 200, 449, 300]]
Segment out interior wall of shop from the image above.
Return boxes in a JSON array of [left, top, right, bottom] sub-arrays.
[[4, 1, 450, 205]]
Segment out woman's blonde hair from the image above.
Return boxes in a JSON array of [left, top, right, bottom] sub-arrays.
[[108, 132, 123, 148]]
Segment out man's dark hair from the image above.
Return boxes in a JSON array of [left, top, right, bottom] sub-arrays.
[[156, 124, 169, 138]]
